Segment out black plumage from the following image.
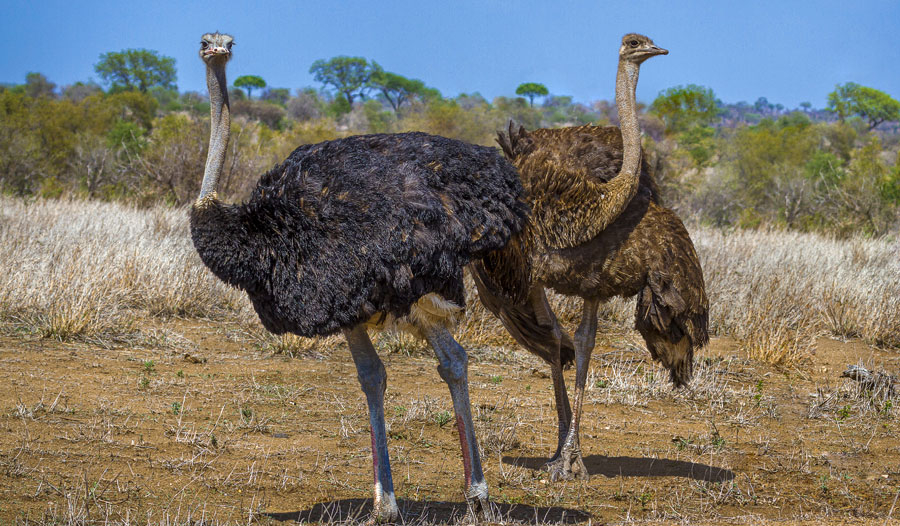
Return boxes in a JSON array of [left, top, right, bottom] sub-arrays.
[[190, 132, 528, 337]]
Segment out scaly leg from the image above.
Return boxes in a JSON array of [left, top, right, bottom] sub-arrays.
[[421, 326, 493, 522], [545, 299, 599, 481], [344, 325, 400, 523], [529, 287, 572, 463]]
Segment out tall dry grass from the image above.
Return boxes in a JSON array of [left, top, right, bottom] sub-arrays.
[[529, 227, 899, 365], [694, 228, 900, 362], [0, 197, 248, 342], [0, 197, 897, 364]]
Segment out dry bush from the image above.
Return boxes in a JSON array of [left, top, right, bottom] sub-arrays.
[[693, 227, 900, 361], [461, 226, 898, 366], [0, 197, 248, 342], [585, 351, 735, 408], [250, 330, 343, 359], [1, 197, 896, 364]]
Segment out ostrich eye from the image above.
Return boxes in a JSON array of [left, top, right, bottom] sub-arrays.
[[629, 40, 639, 47], [226, 42, 233, 50], [201, 41, 209, 49]]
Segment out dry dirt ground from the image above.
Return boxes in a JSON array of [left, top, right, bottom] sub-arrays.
[[2, 319, 900, 525]]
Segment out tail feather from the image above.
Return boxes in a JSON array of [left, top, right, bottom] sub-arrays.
[[635, 284, 708, 388], [496, 120, 532, 160], [471, 262, 575, 367], [476, 230, 532, 305]]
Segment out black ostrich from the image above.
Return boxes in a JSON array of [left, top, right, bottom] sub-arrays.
[[190, 33, 528, 522]]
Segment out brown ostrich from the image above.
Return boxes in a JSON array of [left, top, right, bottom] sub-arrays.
[[473, 33, 709, 481], [191, 32, 530, 522]]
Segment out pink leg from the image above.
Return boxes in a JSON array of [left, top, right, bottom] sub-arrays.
[[345, 326, 400, 523], [422, 326, 492, 521]]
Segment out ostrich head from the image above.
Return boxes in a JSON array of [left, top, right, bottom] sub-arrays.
[[619, 33, 667, 64], [199, 32, 234, 65]]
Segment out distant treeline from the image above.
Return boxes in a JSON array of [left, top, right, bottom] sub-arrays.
[[1, 49, 898, 236]]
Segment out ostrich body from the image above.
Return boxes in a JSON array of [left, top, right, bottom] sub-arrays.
[[191, 33, 527, 522], [474, 34, 708, 481]]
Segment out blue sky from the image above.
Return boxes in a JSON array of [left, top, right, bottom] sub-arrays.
[[1, 0, 897, 108]]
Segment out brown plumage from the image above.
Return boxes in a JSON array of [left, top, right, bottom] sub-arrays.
[[472, 33, 708, 482]]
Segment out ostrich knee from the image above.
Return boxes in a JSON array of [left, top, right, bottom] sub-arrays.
[[436, 346, 468, 387], [355, 355, 387, 398], [422, 326, 490, 516]]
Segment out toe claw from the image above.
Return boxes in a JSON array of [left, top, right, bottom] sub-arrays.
[[542, 449, 589, 482]]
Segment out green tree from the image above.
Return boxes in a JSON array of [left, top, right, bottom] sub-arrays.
[[24, 72, 56, 98], [234, 75, 266, 100], [650, 84, 720, 133], [94, 49, 176, 93], [309, 56, 373, 110], [827, 82, 900, 131], [368, 64, 434, 115], [261, 87, 290, 106], [515, 82, 549, 107]]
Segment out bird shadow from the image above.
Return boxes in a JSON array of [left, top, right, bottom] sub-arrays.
[[266, 498, 590, 524], [503, 454, 734, 483]]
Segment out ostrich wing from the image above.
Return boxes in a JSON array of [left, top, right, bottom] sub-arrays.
[[192, 132, 528, 337]]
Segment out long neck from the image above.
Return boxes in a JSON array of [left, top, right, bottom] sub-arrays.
[[615, 59, 642, 183], [566, 58, 643, 235], [590, 58, 643, 228], [519, 57, 648, 252], [198, 61, 230, 203]]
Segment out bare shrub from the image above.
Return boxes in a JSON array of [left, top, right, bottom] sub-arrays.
[[462, 226, 899, 366], [231, 99, 286, 129], [1, 196, 896, 361], [287, 89, 324, 121], [0, 197, 246, 341]]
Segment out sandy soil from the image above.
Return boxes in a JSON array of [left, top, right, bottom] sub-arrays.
[[2, 319, 899, 525]]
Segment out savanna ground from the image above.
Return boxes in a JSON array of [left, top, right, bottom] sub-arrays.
[[1, 198, 900, 525]]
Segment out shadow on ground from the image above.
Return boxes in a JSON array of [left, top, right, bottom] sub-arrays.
[[503, 455, 735, 483], [267, 498, 590, 524]]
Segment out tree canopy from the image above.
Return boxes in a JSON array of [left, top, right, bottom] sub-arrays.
[[309, 56, 373, 109], [515, 82, 549, 107], [24, 73, 57, 98], [368, 64, 435, 115], [234, 75, 267, 100], [94, 49, 176, 93], [651, 84, 720, 133], [827, 82, 900, 130]]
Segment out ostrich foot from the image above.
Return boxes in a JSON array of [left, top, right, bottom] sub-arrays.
[[543, 448, 589, 481], [363, 495, 400, 525], [363, 508, 400, 526], [465, 480, 494, 523]]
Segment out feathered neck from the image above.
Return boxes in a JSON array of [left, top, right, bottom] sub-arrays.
[[519, 56, 646, 251], [197, 59, 230, 203]]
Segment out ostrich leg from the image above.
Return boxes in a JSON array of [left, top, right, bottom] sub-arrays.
[[529, 287, 573, 463], [344, 325, 400, 523], [421, 326, 493, 521], [545, 299, 599, 481]]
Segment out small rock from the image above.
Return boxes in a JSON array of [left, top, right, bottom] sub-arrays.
[[530, 368, 550, 379]]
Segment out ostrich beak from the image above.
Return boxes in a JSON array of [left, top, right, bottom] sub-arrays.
[[648, 45, 668, 56], [204, 47, 230, 57]]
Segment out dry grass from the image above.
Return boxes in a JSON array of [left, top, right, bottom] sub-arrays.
[[1, 198, 897, 367], [693, 228, 900, 363], [0, 197, 248, 343], [4, 329, 896, 525]]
